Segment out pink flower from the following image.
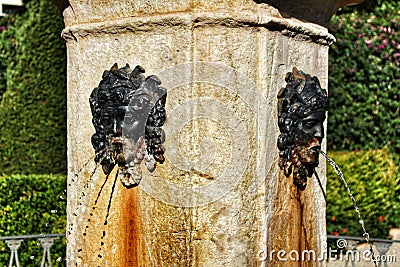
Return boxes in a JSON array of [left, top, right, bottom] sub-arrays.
[[365, 40, 373, 48]]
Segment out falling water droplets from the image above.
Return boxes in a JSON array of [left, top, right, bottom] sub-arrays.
[[74, 157, 119, 261], [320, 150, 377, 267]]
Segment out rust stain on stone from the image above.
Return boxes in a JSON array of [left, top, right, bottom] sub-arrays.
[[121, 188, 144, 266], [267, 170, 319, 267]]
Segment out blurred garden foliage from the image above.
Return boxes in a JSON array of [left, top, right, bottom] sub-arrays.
[[0, 0, 67, 264], [0, 174, 66, 266], [326, 149, 400, 240], [327, 0, 400, 240], [0, 0, 67, 174], [328, 0, 400, 153]]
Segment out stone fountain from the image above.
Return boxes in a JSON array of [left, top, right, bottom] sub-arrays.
[[55, 0, 364, 266]]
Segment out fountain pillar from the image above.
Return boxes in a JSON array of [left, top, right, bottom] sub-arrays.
[[58, 0, 362, 266]]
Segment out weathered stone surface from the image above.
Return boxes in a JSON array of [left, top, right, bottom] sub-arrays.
[[63, 1, 331, 266]]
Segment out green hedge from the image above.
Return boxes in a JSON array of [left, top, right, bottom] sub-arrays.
[[0, 174, 66, 266], [328, 1, 400, 153], [326, 149, 400, 240], [0, 16, 15, 101], [0, 0, 67, 174]]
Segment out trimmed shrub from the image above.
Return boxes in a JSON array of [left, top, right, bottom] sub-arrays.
[[328, 1, 400, 153], [0, 0, 67, 174], [0, 16, 16, 101], [326, 149, 400, 240], [0, 174, 66, 266]]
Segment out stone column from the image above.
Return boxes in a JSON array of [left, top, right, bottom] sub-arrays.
[[59, 1, 361, 266]]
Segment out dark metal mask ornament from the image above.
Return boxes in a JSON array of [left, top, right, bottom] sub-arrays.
[[90, 63, 167, 188], [277, 67, 328, 190]]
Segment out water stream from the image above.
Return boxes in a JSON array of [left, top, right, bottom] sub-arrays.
[[320, 150, 378, 266]]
